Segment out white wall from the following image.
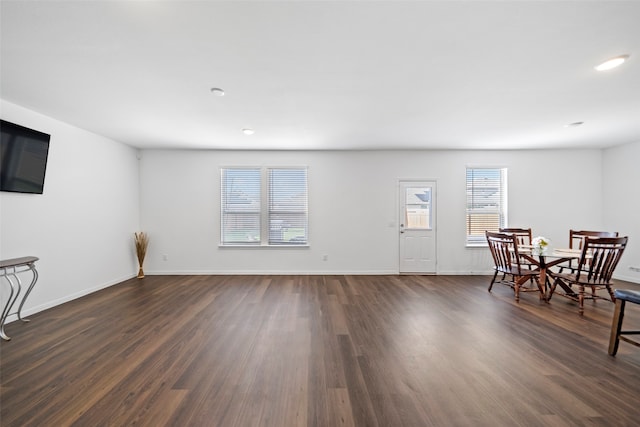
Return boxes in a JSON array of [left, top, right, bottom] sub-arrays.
[[603, 141, 640, 283], [1, 100, 141, 319], [3, 98, 635, 325], [139, 148, 605, 275]]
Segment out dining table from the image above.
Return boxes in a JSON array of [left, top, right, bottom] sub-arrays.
[[518, 246, 582, 300]]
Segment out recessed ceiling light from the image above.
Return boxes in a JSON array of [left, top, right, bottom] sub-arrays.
[[210, 87, 225, 96], [564, 121, 584, 128], [242, 128, 255, 135], [595, 55, 630, 71]]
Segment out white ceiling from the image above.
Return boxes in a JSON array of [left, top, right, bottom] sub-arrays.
[[1, 1, 639, 151]]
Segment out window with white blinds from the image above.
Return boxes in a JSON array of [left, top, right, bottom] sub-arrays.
[[466, 167, 507, 245], [269, 168, 308, 245], [220, 168, 261, 244], [220, 167, 308, 246]]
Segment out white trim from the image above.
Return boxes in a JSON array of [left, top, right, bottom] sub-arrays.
[[218, 244, 310, 248], [437, 270, 495, 275], [3, 273, 136, 324], [145, 269, 398, 275], [613, 273, 640, 284]]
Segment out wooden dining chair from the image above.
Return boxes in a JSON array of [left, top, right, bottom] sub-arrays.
[[608, 289, 640, 356], [570, 229, 619, 251], [547, 236, 628, 315], [499, 227, 536, 281], [499, 227, 532, 246], [486, 231, 543, 302], [558, 229, 620, 283]]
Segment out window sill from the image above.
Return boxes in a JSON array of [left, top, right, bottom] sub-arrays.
[[219, 244, 310, 249], [466, 243, 488, 248]]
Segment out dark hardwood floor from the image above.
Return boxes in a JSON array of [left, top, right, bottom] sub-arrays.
[[2, 275, 640, 426]]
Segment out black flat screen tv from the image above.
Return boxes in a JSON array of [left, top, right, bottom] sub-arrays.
[[1, 120, 51, 194]]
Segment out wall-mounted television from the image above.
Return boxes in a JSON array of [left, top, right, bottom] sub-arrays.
[[1, 120, 51, 194]]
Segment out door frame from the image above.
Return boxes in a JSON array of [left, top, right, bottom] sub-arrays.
[[398, 179, 437, 274]]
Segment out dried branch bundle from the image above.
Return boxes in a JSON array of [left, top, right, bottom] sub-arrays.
[[134, 232, 149, 278]]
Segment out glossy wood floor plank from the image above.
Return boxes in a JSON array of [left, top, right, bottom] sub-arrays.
[[2, 275, 640, 426]]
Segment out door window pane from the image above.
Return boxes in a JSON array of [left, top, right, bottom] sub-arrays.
[[405, 187, 431, 229]]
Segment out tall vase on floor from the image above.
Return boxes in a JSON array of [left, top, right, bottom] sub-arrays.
[[134, 232, 149, 279]]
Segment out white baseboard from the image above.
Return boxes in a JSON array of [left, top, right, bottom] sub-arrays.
[[613, 273, 640, 285], [437, 270, 494, 275], [146, 269, 399, 276], [3, 273, 136, 324]]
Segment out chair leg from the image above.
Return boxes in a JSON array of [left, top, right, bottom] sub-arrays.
[[606, 285, 616, 302], [608, 299, 626, 356], [533, 277, 545, 300], [579, 285, 585, 316], [488, 271, 498, 291], [548, 278, 559, 301]]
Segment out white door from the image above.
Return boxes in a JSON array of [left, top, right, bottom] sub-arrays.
[[399, 181, 436, 274]]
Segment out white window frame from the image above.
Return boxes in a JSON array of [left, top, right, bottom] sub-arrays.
[[220, 166, 308, 247], [465, 167, 508, 247]]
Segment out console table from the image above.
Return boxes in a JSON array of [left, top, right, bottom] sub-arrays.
[[1, 256, 39, 341]]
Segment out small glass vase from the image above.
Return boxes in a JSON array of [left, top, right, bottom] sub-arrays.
[[533, 245, 548, 255]]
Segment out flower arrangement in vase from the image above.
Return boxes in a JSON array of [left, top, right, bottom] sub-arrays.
[[532, 236, 550, 253], [134, 232, 149, 278]]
